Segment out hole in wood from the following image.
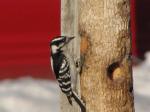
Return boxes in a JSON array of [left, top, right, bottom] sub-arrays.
[[80, 31, 90, 56], [107, 62, 126, 82], [107, 62, 120, 80], [129, 85, 133, 93]]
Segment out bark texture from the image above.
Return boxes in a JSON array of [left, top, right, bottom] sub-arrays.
[[61, 0, 135, 112], [79, 0, 134, 112]]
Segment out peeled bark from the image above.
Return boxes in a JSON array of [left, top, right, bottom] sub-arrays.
[[61, 0, 135, 112], [61, 0, 81, 112]]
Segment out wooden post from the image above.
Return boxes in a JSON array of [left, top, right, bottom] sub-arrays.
[[79, 0, 135, 112], [61, 0, 135, 112], [61, 0, 81, 112]]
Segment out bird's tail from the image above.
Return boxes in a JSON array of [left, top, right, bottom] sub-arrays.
[[72, 91, 86, 112]]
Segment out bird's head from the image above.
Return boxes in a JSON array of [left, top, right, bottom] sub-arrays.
[[50, 36, 75, 54]]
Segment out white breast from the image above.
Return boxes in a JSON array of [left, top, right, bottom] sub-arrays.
[[51, 45, 58, 54]]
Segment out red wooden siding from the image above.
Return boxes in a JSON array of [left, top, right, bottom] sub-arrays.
[[131, 0, 137, 56], [136, 0, 150, 59], [0, 0, 60, 79], [0, 0, 136, 79]]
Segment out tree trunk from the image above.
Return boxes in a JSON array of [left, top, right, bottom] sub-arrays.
[[61, 0, 135, 112], [79, 0, 135, 112]]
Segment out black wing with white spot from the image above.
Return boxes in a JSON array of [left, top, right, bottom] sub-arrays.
[[57, 56, 72, 96]]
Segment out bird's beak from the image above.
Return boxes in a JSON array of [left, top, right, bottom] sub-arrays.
[[65, 36, 75, 44]]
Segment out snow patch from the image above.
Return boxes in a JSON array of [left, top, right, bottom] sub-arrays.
[[0, 78, 60, 112]]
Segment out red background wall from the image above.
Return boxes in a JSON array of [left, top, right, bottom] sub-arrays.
[[0, 0, 60, 79], [0, 0, 136, 79]]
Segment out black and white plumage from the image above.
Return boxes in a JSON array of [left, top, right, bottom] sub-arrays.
[[50, 36, 85, 112]]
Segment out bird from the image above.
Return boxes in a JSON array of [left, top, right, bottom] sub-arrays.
[[50, 36, 86, 112]]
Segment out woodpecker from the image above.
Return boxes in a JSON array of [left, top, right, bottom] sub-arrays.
[[50, 36, 85, 112]]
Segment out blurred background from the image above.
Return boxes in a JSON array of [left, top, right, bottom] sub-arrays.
[[0, 0, 149, 112]]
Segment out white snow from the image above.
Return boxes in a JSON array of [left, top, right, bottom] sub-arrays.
[[0, 53, 150, 112], [133, 52, 150, 112], [0, 78, 60, 112]]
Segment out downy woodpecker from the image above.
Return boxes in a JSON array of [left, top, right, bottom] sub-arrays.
[[50, 36, 85, 112]]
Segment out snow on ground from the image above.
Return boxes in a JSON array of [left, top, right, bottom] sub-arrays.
[[133, 52, 150, 112], [0, 78, 60, 112], [0, 55, 150, 112]]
